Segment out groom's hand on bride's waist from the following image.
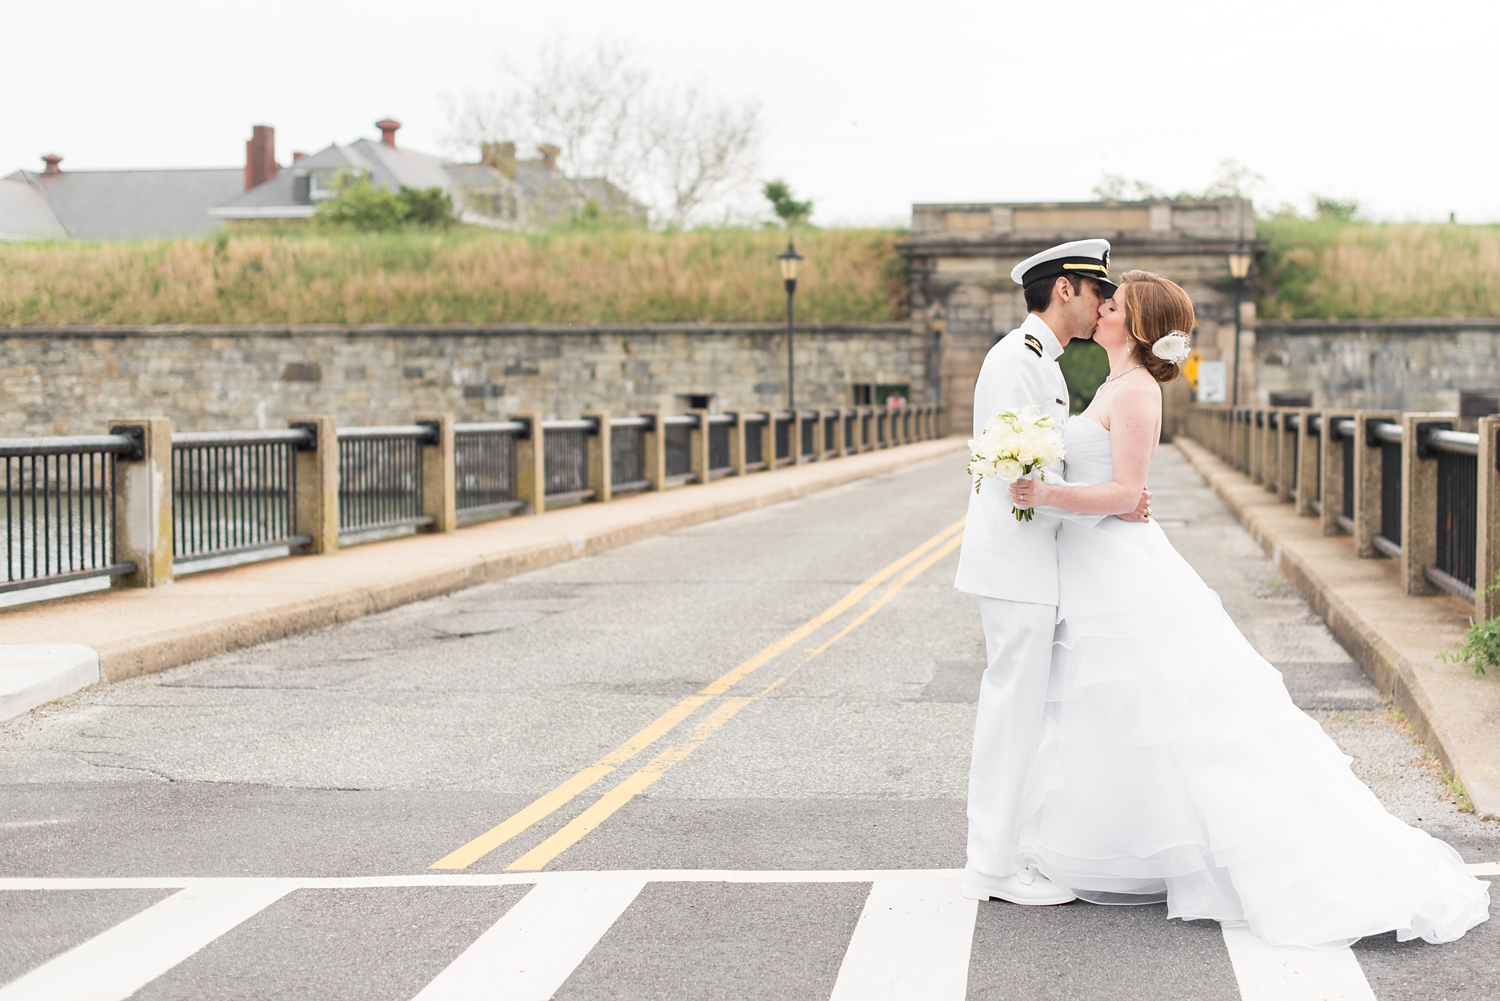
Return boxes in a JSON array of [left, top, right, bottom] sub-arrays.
[[1116, 488, 1152, 523]]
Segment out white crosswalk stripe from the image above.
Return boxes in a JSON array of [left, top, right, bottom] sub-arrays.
[[411, 872, 647, 1001], [0, 866, 1491, 999], [829, 877, 977, 1001], [0, 880, 296, 1001]]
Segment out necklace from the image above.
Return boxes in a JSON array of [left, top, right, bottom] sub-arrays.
[[1105, 364, 1142, 384]]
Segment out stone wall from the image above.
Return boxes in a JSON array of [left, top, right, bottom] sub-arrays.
[[1252, 318, 1500, 413], [0, 322, 926, 436]]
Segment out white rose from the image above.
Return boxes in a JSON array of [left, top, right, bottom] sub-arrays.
[[995, 458, 1024, 482]]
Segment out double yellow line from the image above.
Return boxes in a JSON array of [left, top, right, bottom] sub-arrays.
[[430, 516, 967, 872]]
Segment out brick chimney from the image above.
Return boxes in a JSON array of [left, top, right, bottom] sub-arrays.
[[244, 125, 278, 191], [40, 154, 62, 176], [538, 144, 561, 170], [292, 151, 307, 162], [481, 141, 518, 179], [377, 119, 401, 147]]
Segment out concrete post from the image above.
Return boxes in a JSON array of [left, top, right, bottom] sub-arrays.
[[1319, 412, 1352, 536], [288, 415, 338, 555], [414, 413, 455, 532], [641, 410, 667, 490], [109, 416, 173, 587], [584, 412, 611, 502], [1250, 410, 1266, 484], [1353, 410, 1400, 558], [1276, 410, 1297, 502], [793, 411, 809, 466], [726, 412, 746, 477], [1400, 412, 1456, 596], [1476, 416, 1500, 619], [688, 410, 711, 482], [1294, 409, 1319, 516], [516, 412, 546, 515], [833, 409, 848, 456]]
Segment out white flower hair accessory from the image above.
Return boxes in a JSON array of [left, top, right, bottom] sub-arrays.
[[1152, 330, 1192, 364]]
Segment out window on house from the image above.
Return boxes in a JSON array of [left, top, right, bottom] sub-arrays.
[[852, 384, 873, 405]]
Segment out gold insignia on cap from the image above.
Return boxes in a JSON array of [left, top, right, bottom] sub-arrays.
[[1024, 334, 1044, 358], [1062, 263, 1109, 275]]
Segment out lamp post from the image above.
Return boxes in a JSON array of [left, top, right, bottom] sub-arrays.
[[778, 241, 804, 409], [1228, 242, 1253, 405]]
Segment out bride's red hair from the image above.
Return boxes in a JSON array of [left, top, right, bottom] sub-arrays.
[[1117, 271, 1195, 384]]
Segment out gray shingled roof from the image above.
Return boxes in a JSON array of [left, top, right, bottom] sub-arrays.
[[3, 168, 242, 240], [214, 138, 645, 230], [0, 176, 68, 241]]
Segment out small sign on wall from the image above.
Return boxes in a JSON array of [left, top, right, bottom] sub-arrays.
[[1196, 360, 1227, 403]]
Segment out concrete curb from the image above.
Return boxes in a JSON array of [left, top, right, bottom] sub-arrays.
[[1175, 437, 1500, 820], [0, 438, 966, 686], [0, 646, 101, 721]]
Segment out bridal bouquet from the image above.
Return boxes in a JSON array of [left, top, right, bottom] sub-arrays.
[[967, 405, 1066, 521]]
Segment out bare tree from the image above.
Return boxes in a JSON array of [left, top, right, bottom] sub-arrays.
[[446, 38, 761, 227], [639, 88, 761, 228]]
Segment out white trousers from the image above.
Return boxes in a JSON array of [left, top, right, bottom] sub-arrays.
[[966, 596, 1056, 878]]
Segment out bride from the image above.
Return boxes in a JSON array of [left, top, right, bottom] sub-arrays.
[[1006, 270, 1490, 949]]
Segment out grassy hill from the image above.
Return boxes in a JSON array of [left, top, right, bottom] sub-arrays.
[[5, 218, 1499, 328], [0, 227, 907, 327], [1256, 217, 1500, 320]]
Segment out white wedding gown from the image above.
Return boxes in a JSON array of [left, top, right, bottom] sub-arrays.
[[1014, 418, 1490, 948]]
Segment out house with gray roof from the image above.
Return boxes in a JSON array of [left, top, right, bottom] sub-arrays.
[[213, 120, 645, 229], [0, 155, 241, 241], [0, 119, 646, 241]]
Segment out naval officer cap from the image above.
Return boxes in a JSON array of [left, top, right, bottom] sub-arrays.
[[1010, 239, 1118, 296]]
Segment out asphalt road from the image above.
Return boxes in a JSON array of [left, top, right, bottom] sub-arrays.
[[0, 446, 1494, 1000]]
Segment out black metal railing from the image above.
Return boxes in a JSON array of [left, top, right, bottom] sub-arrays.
[[1, 434, 136, 593], [543, 418, 594, 501], [800, 412, 817, 459], [455, 420, 525, 519], [743, 413, 767, 470], [171, 429, 312, 564], [774, 412, 793, 465], [1333, 418, 1357, 528], [610, 416, 652, 493], [1371, 421, 1402, 554], [663, 415, 696, 481], [707, 415, 734, 475], [337, 425, 435, 537], [844, 411, 858, 452], [1429, 427, 1478, 599]]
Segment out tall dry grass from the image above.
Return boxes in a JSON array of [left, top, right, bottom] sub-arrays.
[[0, 227, 907, 326], [1258, 218, 1500, 319]]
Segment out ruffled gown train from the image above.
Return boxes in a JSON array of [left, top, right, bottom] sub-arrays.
[[1015, 418, 1489, 948]]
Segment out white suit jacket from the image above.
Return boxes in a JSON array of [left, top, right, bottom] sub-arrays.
[[954, 314, 1101, 606]]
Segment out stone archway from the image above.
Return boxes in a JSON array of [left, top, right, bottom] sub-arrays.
[[899, 199, 1258, 435]]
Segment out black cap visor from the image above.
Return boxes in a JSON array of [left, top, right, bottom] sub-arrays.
[[1022, 258, 1117, 296]]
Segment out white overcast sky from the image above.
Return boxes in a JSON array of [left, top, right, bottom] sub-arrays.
[[3, 0, 1495, 226]]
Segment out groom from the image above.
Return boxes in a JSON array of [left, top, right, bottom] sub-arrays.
[[954, 239, 1148, 905]]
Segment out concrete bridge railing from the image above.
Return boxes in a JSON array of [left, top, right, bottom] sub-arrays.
[[1186, 404, 1500, 618], [1, 405, 939, 599]]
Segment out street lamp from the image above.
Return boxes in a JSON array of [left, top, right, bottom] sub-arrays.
[[1228, 242, 1253, 405], [778, 241, 804, 408]]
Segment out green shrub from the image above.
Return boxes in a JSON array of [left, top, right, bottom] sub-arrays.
[[314, 172, 455, 231]]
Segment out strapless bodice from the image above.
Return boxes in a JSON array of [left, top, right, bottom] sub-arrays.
[[1063, 418, 1112, 486]]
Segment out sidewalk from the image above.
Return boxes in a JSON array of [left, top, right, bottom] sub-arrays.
[[1176, 437, 1500, 820], [0, 438, 964, 685]]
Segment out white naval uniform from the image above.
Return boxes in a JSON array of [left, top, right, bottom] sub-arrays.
[[954, 312, 1101, 879]]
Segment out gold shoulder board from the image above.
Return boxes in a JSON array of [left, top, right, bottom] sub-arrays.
[[1023, 334, 1044, 358]]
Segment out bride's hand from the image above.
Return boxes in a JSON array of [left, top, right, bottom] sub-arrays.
[[1009, 478, 1048, 508], [1116, 488, 1152, 523]]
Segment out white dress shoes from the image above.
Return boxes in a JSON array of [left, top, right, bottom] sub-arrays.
[[962, 866, 1077, 905]]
